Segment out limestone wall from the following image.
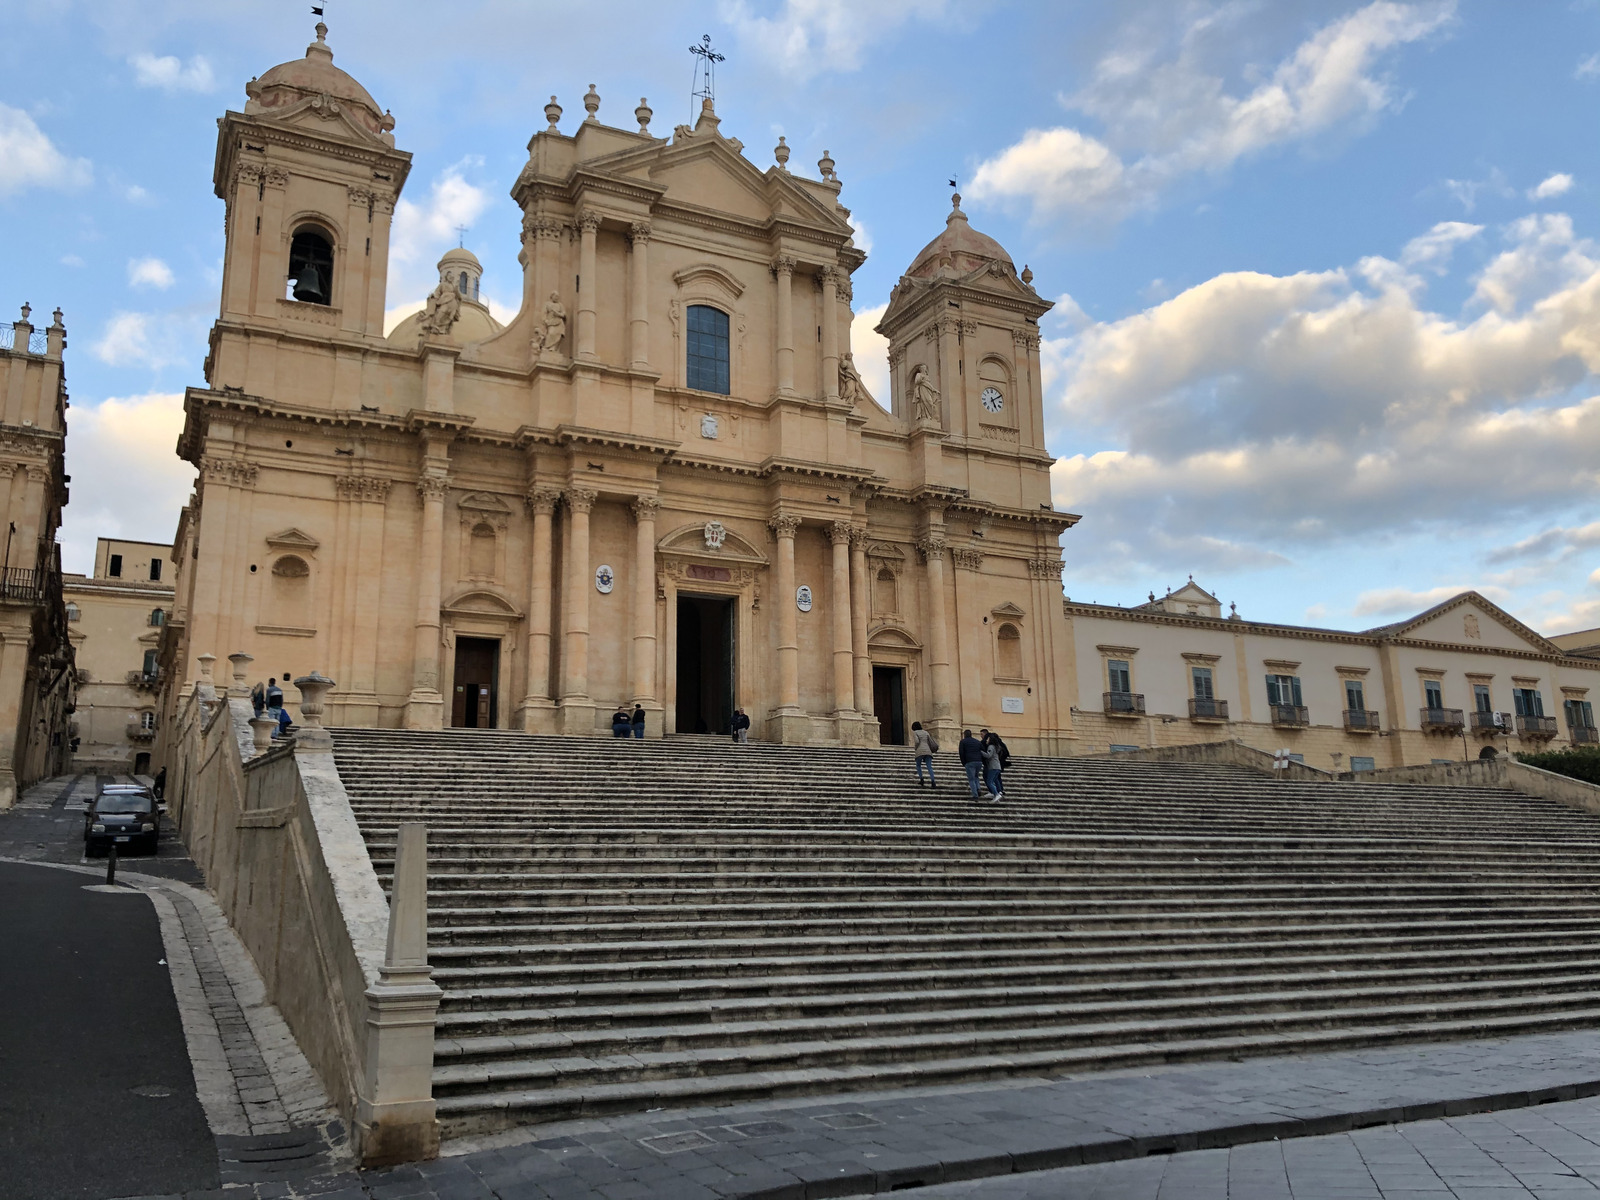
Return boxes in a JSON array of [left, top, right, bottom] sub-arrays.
[[1341, 756, 1600, 815]]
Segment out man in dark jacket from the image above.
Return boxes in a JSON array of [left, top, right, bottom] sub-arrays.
[[958, 729, 984, 798]]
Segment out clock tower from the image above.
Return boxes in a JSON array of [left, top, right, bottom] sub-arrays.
[[875, 194, 1055, 509]]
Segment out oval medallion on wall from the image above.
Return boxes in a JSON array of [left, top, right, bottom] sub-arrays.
[[595, 565, 615, 594], [796, 585, 813, 612]]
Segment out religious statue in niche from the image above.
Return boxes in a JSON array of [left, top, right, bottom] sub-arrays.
[[838, 352, 870, 407], [909, 364, 941, 423], [531, 292, 567, 359], [418, 274, 461, 336]]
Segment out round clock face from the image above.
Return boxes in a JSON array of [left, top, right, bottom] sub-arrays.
[[981, 386, 1004, 413]]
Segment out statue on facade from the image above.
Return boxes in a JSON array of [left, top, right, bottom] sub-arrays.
[[531, 291, 567, 359], [910, 364, 941, 423], [838, 352, 870, 407], [418, 274, 461, 337]]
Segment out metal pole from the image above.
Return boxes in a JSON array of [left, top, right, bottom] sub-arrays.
[[2, 521, 13, 594], [106, 844, 117, 886]]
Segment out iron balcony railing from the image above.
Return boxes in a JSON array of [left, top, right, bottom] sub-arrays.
[[1103, 691, 1145, 716], [1420, 707, 1465, 733], [1572, 724, 1599, 746], [1270, 704, 1310, 728], [1517, 714, 1558, 738], [0, 568, 45, 603], [1188, 697, 1228, 721], [1469, 710, 1513, 734], [126, 670, 162, 692], [1343, 709, 1380, 732]]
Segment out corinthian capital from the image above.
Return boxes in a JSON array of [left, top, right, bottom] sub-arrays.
[[771, 255, 796, 278], [630, 494, 660, 521], [416, 473, 449, 502], [577, 210, 602, 234], [916, 535, 946, 563], [629, 220, 652, 243], [566, 487, 598, 513], [829, 519, 854, 546], [768, 512, 801, 538], [525, 486, 562, 515]]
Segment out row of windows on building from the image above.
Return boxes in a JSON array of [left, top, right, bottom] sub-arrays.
[[65, 604, 165, 627], [106, 553, 162, 581], [1104, 658, 1597, 736]]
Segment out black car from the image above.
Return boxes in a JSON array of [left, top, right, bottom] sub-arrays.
[[84, 787, 159, 856]]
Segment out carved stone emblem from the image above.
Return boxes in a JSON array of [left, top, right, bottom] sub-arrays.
[[796, 585, 813, 613], [1464, 613, 1481, 640], [703, 521, 727, 550], [594, 564, 615, 594], [700, 414, 719, 439]]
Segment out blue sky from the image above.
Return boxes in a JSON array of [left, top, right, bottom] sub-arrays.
[[3, 0, 1598, 635]]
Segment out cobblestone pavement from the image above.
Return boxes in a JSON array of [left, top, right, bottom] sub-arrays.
[[18, 774, 1600, 1198]]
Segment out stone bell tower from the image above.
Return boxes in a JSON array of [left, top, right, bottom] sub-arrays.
[[210, 20, 412, 379]]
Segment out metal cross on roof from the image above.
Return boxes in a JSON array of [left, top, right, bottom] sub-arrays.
[[689, 34, 725, 118]]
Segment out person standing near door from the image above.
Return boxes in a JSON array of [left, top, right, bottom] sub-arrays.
[[631, 706, 646, 739], [731, 708, 751, 743], [911, 721, 939, 787]]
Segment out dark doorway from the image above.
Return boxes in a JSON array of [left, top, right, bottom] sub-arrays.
[[451, 637, 500, 728], [873, 666, 906, 745], [677, 595, 735, 735], [133, 752, 151, 776]]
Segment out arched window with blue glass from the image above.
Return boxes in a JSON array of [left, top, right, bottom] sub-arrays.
[[686, 304, 731, 395]]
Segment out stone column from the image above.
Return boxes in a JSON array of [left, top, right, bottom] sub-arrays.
[[820, 268, 840, 402], [920, 534, 954, 730], [628, 222, 651, 369], [829, 521, 855, 719], [576, 211, 599, 361], [561, 488, 597, 702], [630, 495, 659, 713], [773, 257, 795, 393], [769, 513, 803, 735], [404, 472, 448, 728], [850, 527, 872, 715], [519, 487, 561, 731]]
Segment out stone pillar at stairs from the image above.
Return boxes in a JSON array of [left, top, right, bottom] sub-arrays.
[[355, 821, 442, 1168], [630, 495, 659, 731], [920, 532, 955, 740], [404, 472, 448, 729], [767, 512, 807, 743], [829, 520, 862, 743], [558, 487, 598, 734], [517, 487, 561, 734], [850, 527, 872, 719]]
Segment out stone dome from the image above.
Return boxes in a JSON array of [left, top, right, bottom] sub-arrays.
[[904, 194, 1014, 280], [244, 23, 393, 138], [387, 248, 502, 346]]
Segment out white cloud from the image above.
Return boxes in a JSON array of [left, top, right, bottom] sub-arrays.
[[1578, 53, 1600, 80], [0, 102, 91, 197], [1046, 211, 1600, 585], [389, 161, 491, 311], [382, 300, 424, 338], [129, 52, 215, 94], [60, 254, 85, 268], [849, 303, 890, 406], [1352, 584, 1511, 618], [1529, 172, 1574, 200], [124, 184, 150, 203], [127, 257, 174, 290], [720, 0, 963, 79], [92, 312, 183, 370], [970, 1, 1454, 222], [847, 214, 872, 255], [1398, 220, 1481, 274], [1487, 521, 1600, 564], [59, 393, 193, 574]]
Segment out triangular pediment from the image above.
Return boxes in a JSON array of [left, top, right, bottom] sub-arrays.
[[457, 492, 512, 512], [658, 521, 767, 565], [441, 587, 523, 619], [259, 98, 391, 149], [991, 601, 1026, 620], [1372, 591, 1561, 655], [265, 527, 321, 552]]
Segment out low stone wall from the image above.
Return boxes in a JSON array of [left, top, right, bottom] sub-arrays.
[[164, 682, 434, 1164], [1081, 738, 1333, 781], [1340, 757, 1600, 814]]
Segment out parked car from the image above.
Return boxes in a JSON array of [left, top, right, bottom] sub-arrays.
[[84, 787, 158, 856]]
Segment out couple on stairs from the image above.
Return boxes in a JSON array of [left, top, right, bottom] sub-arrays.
[[912, 722, 1008, 802]]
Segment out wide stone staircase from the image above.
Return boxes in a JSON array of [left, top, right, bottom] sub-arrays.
[[331, 728, 1600, 1137]]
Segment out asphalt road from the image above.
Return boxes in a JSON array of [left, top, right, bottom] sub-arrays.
[[0, 860, 218, 1199]]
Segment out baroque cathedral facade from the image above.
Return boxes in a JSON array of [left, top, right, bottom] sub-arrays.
[[159, 24, 1079, 752]]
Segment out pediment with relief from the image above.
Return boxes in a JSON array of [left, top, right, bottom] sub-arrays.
[[657, 522, 768, 565], [265, 527, 320, 553]]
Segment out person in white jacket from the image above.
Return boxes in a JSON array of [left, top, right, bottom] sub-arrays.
[[911, 721, 939, 787]]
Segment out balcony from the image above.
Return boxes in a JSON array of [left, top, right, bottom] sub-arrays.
[[1469, 710, 1513, 735], [1571, 724, 1599, 746], [1343, 709, 1380, 733], [1517, 714, 1558, 740], [1188, 697, 1229, 723], [1269, 704, 1310, 728], [126, 670, 161, 694], [126, 722, 155, 744], [1420, 707, 1465, 734], [0, 568, 45, 604], [1103, 691, 1145, 717]]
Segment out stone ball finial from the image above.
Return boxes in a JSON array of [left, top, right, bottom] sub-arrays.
[[1020, 264, 1034, 285], [583, 84, 600, 121], [635, 97, 652, 133], [544, 95, 562, 132], [818, 149, 836, 180], [951, 192, 963, 210], [774, 136, 790, 169]]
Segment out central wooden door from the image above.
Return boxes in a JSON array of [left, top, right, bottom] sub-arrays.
[[451, 637, 500, 728]]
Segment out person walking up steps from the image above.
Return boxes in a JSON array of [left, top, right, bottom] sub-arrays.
[[980, 729, 1005, 803], [958, 729, 984, 799], [911, 721, 939, 787]]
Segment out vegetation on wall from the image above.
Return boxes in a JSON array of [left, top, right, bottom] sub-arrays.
[[1515, 747, 1600, 786]]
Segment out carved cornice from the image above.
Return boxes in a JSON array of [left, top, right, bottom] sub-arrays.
[[525, 486, 562, 516], [566, 487, 598, 513], [769, 513, 801, 538], [951, 548, 984, 571], [334, 475, 392, 502]]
